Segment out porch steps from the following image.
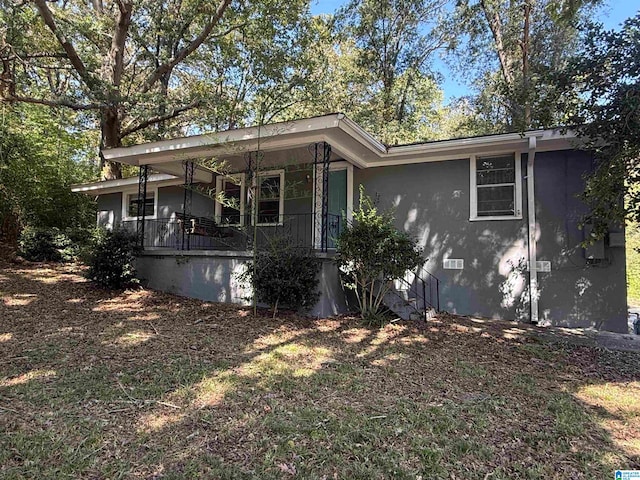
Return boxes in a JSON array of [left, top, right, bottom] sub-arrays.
[[382, 288, 437, 322]]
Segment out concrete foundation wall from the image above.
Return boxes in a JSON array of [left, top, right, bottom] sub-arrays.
[[135, 251, 350, 318]]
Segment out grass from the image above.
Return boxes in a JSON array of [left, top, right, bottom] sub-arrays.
[[1, 262, 639, 478]]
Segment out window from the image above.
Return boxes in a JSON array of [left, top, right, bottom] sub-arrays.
[[256, 171, 284, 225], [124, 191, 155, 219], [470, 154, 522, 220], [215, 174, 245, 225]]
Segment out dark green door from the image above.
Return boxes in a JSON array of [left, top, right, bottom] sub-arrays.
[[327, 169, 347, 249]]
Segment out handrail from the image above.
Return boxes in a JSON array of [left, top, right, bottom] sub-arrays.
[[392, 262, 441, 319]]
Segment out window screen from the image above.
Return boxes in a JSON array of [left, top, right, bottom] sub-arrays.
[[220, 179, 242, 225], [475, 155, 516, 217], [257, 175, 281, 224], [127, 192, 155, 218]]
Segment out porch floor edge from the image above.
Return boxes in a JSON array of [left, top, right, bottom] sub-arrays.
[[139, 249, 336, 259]]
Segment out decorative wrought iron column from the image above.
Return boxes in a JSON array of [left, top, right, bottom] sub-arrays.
[[136, 165, 149, 249], [181, 160, 195, 250], [244, 150, 263, 250], [309, 142, 331, 252]]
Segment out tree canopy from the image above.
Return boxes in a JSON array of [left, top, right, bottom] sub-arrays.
[[560, 13, 640, 236], [0, 0, 312, 179], [448, 0, 603, 132]]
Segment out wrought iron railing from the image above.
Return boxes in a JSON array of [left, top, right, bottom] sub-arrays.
[[394, 264, 441, 318], [120, 212, 343, 252]]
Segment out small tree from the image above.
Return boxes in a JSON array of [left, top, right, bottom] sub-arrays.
[[335, 186, 424, 324], [240, 236, 321, 317]]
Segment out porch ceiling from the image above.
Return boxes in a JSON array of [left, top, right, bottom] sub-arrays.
[[102, 113, 578, 170]]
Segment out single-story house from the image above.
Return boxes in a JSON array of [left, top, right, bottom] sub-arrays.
[[72, 113, 628, 333]]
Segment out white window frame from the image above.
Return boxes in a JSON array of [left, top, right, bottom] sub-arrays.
[[470, 153, 522, 221], [122, 187, 158, 221], [254, 169, 285, 226], [215, 173, 246, 226]]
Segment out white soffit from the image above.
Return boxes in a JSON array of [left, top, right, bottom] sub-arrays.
[[101, 113, 578, 169]]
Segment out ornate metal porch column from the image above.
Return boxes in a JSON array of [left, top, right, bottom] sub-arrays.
[[181, 160, 195, 250], [309, 142, 331, 252], [136, 165, 149, 249]]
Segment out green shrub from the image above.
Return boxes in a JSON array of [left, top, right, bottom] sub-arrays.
[[19, 227, 67, 262], [18, 226, 100, 262], [335, 186, 424, 325], [241, 236, 320, 316], [87, 228, 141, 289]]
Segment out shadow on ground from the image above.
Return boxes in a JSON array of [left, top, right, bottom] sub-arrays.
[[0, 262, 638, 479]]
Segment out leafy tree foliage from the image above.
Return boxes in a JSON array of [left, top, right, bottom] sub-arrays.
[[335, 187, 423, 324], [0, 104, 97, 247], [332, 0, 450, 144], [560, 13, 640, 238], [448, 0, 602, 132], [0, 0, 313, 179]]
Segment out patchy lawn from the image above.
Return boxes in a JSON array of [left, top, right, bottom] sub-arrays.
[[1, 262, 639, 479]]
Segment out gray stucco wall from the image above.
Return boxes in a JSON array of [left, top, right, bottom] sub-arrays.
[[534, 150, 626, 331], [96, 184, 216, 224], [96, 192, 122, 228], [355, 158, 529, 321], [135, 251, 349, 318], [156, 184, 216, 219], [354, 151, 627, 332]]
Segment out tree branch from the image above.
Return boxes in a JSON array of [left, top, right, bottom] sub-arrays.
[[32, 0, 94, 88], [480, 0, 514, 86], [120, 100, 201, 138], [139, 0, 233, 94], [109, 0, 133, 87]]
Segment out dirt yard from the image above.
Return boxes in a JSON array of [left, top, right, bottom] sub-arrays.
[[1, 262, 639, 479]]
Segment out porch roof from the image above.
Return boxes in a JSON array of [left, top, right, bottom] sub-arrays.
[[102, 113, 578, 170], [70, 173, 182, 195]]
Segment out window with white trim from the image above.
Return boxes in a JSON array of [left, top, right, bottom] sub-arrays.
[[215, 174, 245, 225], [470, 154, 522, 220], [256, 171, 284, 225], [124, 191, 155, 219]]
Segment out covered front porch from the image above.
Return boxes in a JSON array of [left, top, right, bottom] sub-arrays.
[[81, 137, 355, 253]]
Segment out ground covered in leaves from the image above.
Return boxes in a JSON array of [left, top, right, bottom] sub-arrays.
[[1, 262, 639, 479]]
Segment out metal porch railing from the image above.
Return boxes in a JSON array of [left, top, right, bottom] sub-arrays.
[[120, 212, 342, 252]]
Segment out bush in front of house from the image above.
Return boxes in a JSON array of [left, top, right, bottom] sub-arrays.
[[335, 186, 424, 325], [87, 227, 142, 288], [19, 226, 101, 262], [241, 236, 321, 316], [19, 227, 62, 262]]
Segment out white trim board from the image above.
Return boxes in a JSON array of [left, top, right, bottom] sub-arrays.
[[71, 174, 182, 195], [121, 185, 159, 221]]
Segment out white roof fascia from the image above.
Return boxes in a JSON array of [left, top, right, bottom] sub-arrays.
[[100, 114, 578, 170], [102, 115, 342, 166], [71, 173, 183, 195]]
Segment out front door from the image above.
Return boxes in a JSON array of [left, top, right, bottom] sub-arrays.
[[327, 169, 347, 249]]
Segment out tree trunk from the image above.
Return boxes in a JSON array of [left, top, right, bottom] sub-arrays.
[[100, 106, 123, 180]]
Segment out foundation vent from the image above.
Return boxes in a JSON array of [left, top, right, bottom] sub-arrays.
[[443, 258, 464, 270]]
